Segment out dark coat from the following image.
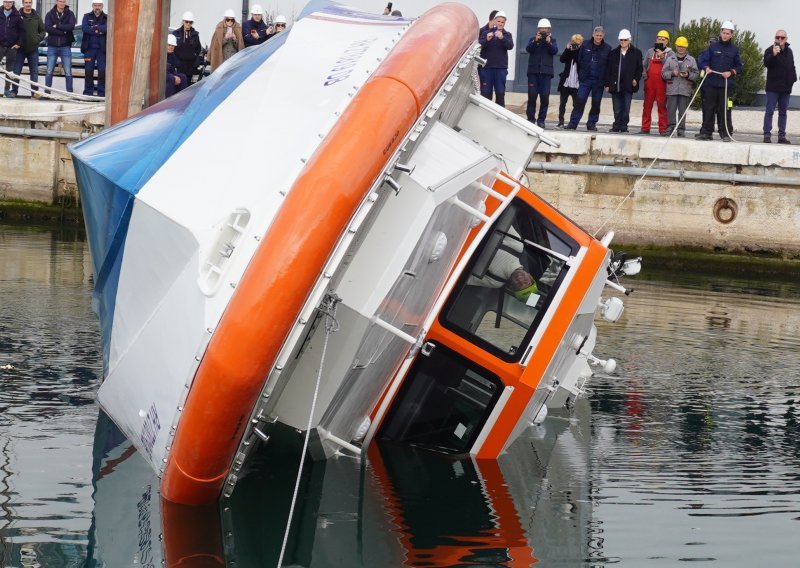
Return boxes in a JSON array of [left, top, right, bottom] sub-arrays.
[[0, 6, 23, 48], [606, 45, 643, 93], [18, 9, 45, 53], [44, 6, 77, 48], [764, 43, 797, 94], [81, 10, 107, 52], [557, 45, 579, 91], [697, 38, 742, 88], [525, 34, 558, 77], [242, 18, 268, 47], [478, 26, 514, 68], [173, 27, 202, 64], [576, 38, 612, 83]]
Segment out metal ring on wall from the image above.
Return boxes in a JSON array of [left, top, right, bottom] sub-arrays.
[[713, 197, 738, 224]]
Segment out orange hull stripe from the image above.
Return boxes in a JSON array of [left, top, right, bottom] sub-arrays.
[[161, 4, 478, 505]]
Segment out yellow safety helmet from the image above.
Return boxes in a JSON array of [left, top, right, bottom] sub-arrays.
[[675, 36, 689, 48], [657, 30, 670, 41]]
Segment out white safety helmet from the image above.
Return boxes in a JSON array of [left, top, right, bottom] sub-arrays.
[[274, 15, 287, 24], [223, 9, 236, 19], [167, 34, 177, 46], [537, 18, 551, 28], [721, 20, 734, 31], [181, 11, 194, 22], [494, 11, 507, 20], [250, 4, 264, 15], [618, 28, 631, 40]]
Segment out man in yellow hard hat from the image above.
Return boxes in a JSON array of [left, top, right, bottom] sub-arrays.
[[639, 30, 671, 135], [662, 36, 699, 136]]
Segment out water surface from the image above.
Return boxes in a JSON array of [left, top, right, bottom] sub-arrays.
[[1, 225, 798, 567]]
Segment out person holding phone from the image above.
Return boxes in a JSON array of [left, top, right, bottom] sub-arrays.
[[661, 36, 698, 137], [639, 30, 671, 135], [478, 11, 514, 107], [525, 18, 558, 128], [763, 29, 796, 144]]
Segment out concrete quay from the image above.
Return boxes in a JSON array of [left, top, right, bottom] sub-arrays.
[[503, 93, 800, 257], [0, 97, 103, 204]]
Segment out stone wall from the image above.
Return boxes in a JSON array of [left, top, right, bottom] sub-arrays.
[[528, 132, 800, 257]]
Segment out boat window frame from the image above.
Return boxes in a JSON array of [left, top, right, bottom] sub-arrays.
[[439, 197, 581, 363]]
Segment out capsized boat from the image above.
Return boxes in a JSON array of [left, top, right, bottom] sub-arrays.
[[70, 0, 639, 506]]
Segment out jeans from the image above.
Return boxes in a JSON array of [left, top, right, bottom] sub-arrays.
[[763, 91, 790, 137], [569, 79, 604, 128], [45, 46, 73, 93], [610, 91, 633, 131], [83, 48, 106, 96], [558, 87, 578, 122], [526, 74, 552, 123], [12, 49, 39, 94], [0, 46, 18, 92], [480, 67, 508, 107]]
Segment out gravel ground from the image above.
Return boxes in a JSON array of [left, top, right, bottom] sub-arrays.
[[505, 92, 800, 143]]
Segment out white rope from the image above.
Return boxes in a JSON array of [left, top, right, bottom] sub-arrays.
[[0, 106, 105, 119], [0, 68, 105, 102], [276, 298, 340, 568], [593, 68, 718, 238]]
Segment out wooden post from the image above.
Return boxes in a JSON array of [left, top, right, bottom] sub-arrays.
[[148, 0, 170, 107], [106, 0, 172, 126]]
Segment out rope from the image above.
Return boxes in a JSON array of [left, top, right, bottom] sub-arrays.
[[592, 67, 736, 238], [276, 297, 340, 568], [0, 68, 105, 102]]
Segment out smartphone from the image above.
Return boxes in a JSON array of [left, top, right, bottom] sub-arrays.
[[387, 2, 392, 11]]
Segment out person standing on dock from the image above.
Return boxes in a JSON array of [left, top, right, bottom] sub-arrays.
[[0, 0, 23, 98], [605, 29, 642, 133], [44, 0, 76, 94], [243, 4, 268, 47], [12, 0, 43, 98], [639, 30, 671, 135], [661, 36, 698, 137], [173, 12, 202, 83], [565, 26, 611, 131], [525, 18, 558, 128], [696, 21, 741, 142], [762, 29, 796, 144], [208, 10, 244, 72], [81, 1, 106, 97], [478, 10, 514, 108]]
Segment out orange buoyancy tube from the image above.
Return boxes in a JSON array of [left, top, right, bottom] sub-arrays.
[[161, 4, 478, 505]]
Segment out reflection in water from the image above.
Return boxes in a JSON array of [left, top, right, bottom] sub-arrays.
[[2, 225, 800, 566]]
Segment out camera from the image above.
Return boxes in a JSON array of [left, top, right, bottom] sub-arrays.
[[654, 43, 663, 51], [386, 2, 392, 11]]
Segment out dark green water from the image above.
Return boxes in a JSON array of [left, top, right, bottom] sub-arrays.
[[1, 225, 799, 567]]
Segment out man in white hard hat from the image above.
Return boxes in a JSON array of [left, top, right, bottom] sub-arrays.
[[524, 17, 558, 128], [172, 11, 202, 82], [243, 4, 268, 46], [165, 34, 187, 98], [478, 11, 514, 107], [80, 1, 107, 96], [696, 20, 741, 141]]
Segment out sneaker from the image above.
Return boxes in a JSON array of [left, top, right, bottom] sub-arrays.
[[587, 125, 598, 131], [564, 123, 577, 130], [555, 122, 565, 129], [32, 92, 42, 99], [537, 121, 545, 129], [3, 89, 13, 98], [610, 127, 620, 133], [676, 131, 685, 137], [778, 137, 791, 144], [694, 133, 712, 141], [638, 129, 650, 135], [620, 128, 629, 133], [659, 131, 668, 136], [721, 136, 732, 142], [763, 135, 772, 143]]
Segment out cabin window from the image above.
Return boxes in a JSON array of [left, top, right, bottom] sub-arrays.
[[441, 199, 579, 362], [377, 342, 503, 454]]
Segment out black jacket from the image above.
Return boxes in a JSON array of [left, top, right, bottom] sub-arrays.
[[173, 27, 202, 63], [0, 6, 23, 47], [606, 45, 644, 94], [764, 43, 797, 94], [44, 6, 76, 48], [557, 45, 579, 91]]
